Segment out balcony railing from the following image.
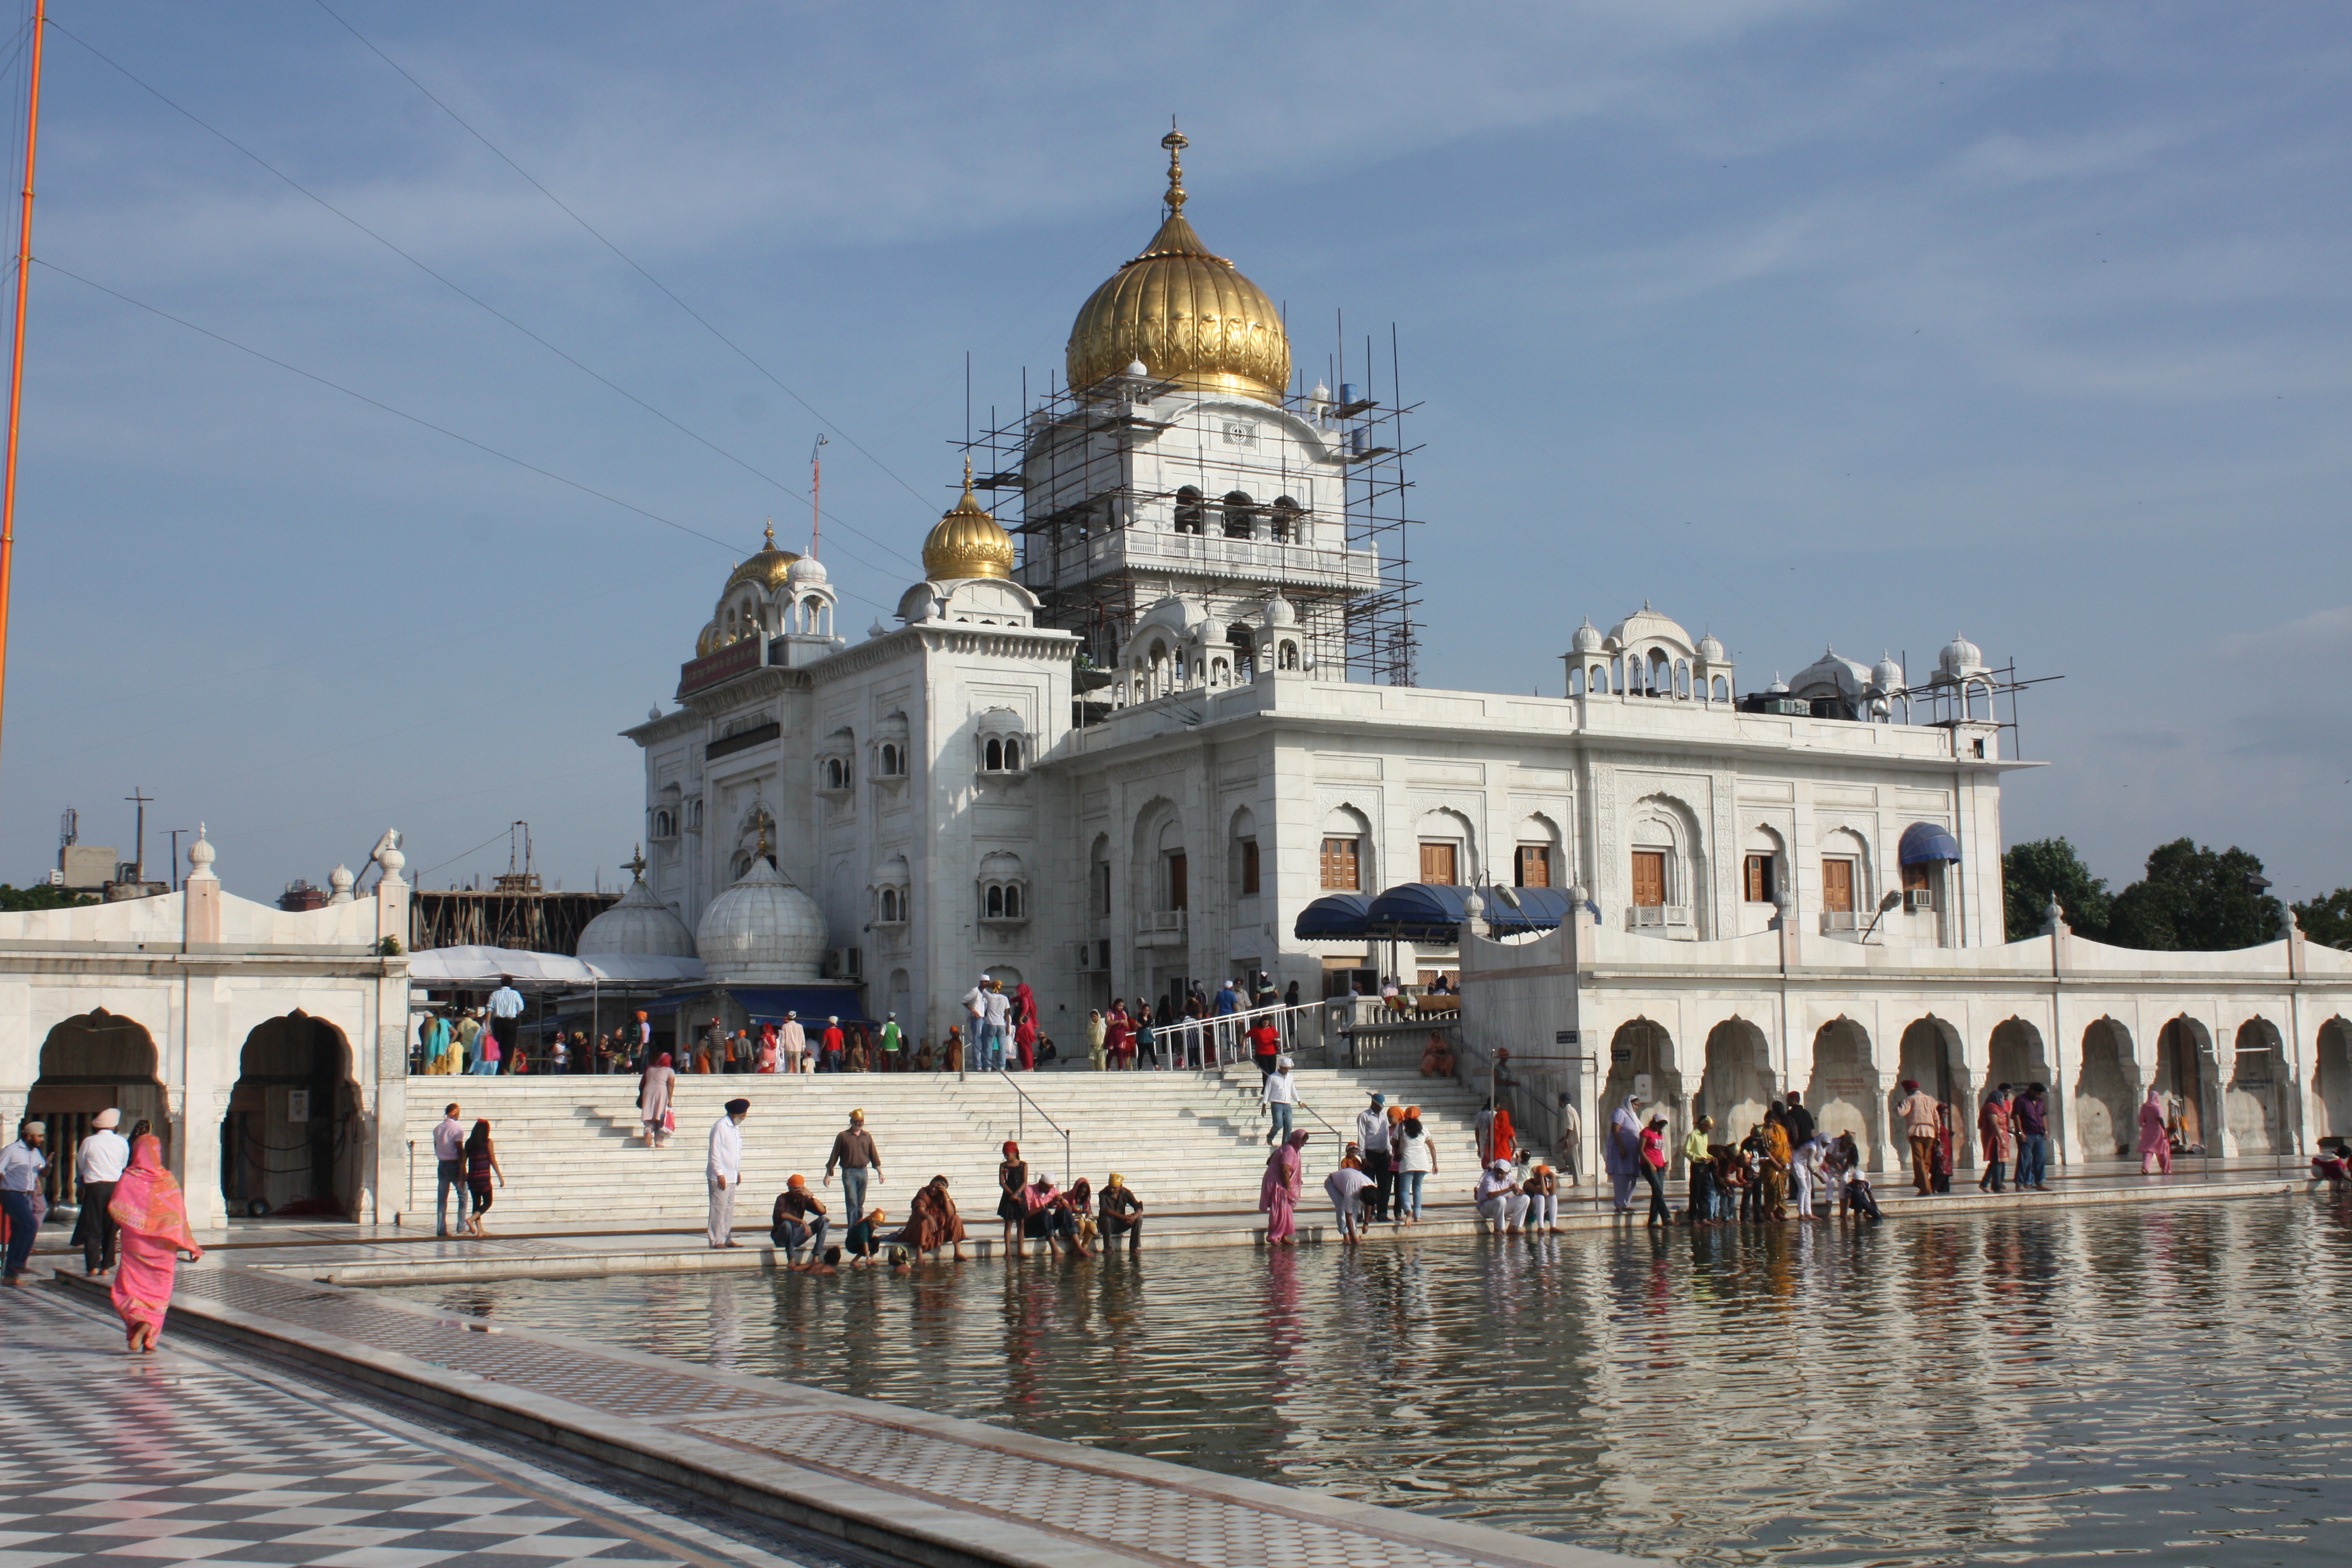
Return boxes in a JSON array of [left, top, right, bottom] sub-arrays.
[[1021, 527, 1381, 592], [1136, 910, 1187, 946]]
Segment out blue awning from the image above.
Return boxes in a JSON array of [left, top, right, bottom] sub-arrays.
[[1294, 892, 1374, 940], [1899, 822, 1963, 867], [1363, 883, 1575, 943]]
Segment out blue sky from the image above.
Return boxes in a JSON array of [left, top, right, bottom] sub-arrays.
[[3, 1, 2346, 905]]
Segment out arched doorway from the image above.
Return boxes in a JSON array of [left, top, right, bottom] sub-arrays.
[[27, 1010, 166, 1211], [1988, 1017, 2050, 1092], [1695, 1019, 1773, 1139], [2317, 1018, 2352, 1141], [222, 1012, 359, 1218], [2076, 1019, 2138, 1158], [1600, 1018, 1682, 1168], [1807, 1018, 1880, 1167], [1896, 1017, 1970, 1160], [2155, 1017, 2217, 1154], [2226, 1019, 2286, 1155]]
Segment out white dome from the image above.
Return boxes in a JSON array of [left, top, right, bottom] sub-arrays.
[[1571, 617, 1603, 655], [1125, 359, 1150, 378], [786, 555, 829, 587], [1263, 594, 1298, 628], [1697, 631, 1726, 663], [1938, 631, 1984, 678], [1766, 672, 1789, 694], [579, 874, 696, 960], [1607, 600, 1692, 651], [1872, 652, 1905, 691], [695, 854, 826, 983]]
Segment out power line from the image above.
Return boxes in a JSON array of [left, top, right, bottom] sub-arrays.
[[45, 15, 920, 582], [307, 0, 943, 519], [40, 257, 743, 557]]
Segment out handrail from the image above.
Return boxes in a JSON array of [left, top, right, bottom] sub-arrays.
[[996, 1069, 1072, 1186], [1154, 998, 1325, 1069]]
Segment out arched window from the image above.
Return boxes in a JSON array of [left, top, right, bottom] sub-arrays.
[[979, 853, 1028, 922], [986, 885, 1005, 918], [880, 742, 901, 775], [880, 888, 899, 922], [1711, 676, 1729, 703], [825, 757, 847, 791], [1173, 486, 1205, 534], [1221, 491, 1256, 538], [1003, 737, 1022, 770], [687, 799, 703, 832], [1279, 640, 1299, 671], [1674, 659, 1691, 699], [1004, 884, 1022, 918], [985, 738, 1004, 771], [1569, 666, 1585, 696], [1270, 496, 1300, 542]]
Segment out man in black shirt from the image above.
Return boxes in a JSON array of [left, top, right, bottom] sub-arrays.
[[1783, 1090, 1816, 1150]]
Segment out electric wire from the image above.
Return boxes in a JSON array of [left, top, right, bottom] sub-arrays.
[[308, 0, 944, 520], [45, 16, 920, 584]]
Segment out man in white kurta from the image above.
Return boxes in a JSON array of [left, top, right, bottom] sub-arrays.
[[707, 1098, 749, 1248]]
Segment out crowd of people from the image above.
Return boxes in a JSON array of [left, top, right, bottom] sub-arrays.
[[2, 1112, 204, 1352]]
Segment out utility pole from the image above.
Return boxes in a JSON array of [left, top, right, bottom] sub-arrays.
[[0, 0, 47, 793], [168, 826, 184, 892], [126, 786, 152, 882]]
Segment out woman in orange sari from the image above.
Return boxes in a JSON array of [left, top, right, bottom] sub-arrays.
[[108, 1134, 202, 1353]]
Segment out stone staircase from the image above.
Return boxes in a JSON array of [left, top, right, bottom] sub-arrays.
[[394, 1068, 1485, 1229]]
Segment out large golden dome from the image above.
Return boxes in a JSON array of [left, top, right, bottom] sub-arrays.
[[1065, 129, 1291, 403], [726, 522, 799, 593], [922, 464, 1016, 581]]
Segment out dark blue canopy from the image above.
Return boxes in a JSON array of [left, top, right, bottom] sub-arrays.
[[1899, 821, 1963, 867], [1294, 892, 1374, 940], [1359, 883, 1576, 943]]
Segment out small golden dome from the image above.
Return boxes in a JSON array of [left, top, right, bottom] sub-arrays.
[[726, 521, 800, 594], [1066, 128, 1290, 403], [922, 462, 1016, 581]]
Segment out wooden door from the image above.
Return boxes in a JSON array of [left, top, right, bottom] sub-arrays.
[[1419, 842, 1458, 885], [1630, 851, 1665, 908], [1822, 858, 1854, 914]]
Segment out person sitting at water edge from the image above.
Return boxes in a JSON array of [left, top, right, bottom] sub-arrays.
[[1097, 1173, 1144, 1254], [770, 1173, 829, 1265], [892, 1174, 970, 1261], [1523, 1163, 1559, 1231], [996, 1141, 1028, 1251], [1475, 1158, 1529, 1234], [1021, 1173, 1090, 1258]]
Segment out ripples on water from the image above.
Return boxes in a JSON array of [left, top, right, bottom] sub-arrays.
[[396, 1199, 2352, 1566]]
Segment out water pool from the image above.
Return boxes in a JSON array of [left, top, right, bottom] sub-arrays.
[[391, 1198, 2352, 1566]]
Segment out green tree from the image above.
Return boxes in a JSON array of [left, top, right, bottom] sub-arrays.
[[2106, 838, 2283, 951], [2002, 838, 2111, 942], [2293, 888, 2352, 951], [0, 883, 96, 912]]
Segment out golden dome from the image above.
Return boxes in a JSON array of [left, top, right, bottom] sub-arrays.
[[922, 463, 1016, 581], [1066, 128, 1290, 403], [726, 522, 800, 594]]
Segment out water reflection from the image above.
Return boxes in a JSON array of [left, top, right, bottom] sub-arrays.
[[394, 1199, 2352, 1566]]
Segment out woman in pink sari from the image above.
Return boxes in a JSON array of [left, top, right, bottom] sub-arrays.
[[108, 1134, 202, 1353], [2137, 1089, 2173, 1174], [1260, 1131, 1309, 1245]]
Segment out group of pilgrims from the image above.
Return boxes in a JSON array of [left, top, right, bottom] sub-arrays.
[[1605, 1088, 1888, 1227]]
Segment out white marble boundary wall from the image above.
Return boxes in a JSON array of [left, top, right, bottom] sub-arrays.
[[1460, 910, 2351, 1179]]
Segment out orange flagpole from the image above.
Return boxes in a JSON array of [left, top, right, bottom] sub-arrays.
[[0, 0, 45, 787]]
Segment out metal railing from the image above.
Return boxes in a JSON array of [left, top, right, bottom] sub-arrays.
[[1150, 999, 1326, 1070], [996, 1070, 1072, 1186]]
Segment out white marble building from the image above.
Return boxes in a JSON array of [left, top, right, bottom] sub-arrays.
[[623, 141, 2040, 1047]]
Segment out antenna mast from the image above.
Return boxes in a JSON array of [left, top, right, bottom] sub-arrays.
[[0, 0, 46, 792], [809, 433, 827, 557]]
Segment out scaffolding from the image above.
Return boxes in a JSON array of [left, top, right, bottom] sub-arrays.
[[962, 324, 1423, 687]]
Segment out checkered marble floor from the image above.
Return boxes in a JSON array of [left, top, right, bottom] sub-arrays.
[[0, 1288, 810, 1568]]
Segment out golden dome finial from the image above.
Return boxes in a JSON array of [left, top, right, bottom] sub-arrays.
[[922, 461, 1015, 581], [763, 519, 775, 549], [1065, 127, 1290, 402], [1162, 121, 1188, 217]]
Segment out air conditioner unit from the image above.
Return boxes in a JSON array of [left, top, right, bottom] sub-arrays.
[[821, 948, 863, 979], [1905, 889, 1935, 912], [1822, 910, 1860, 932], [1076, 940, 1108, 973]]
